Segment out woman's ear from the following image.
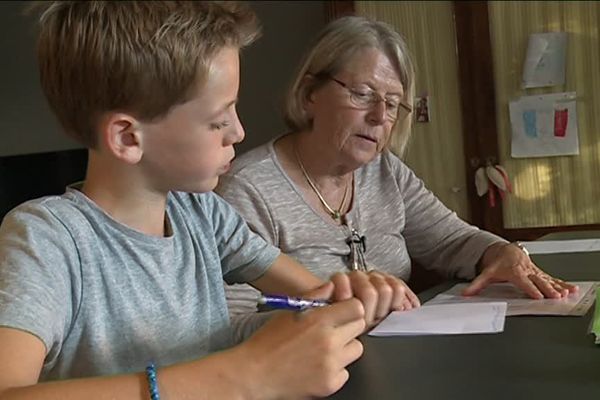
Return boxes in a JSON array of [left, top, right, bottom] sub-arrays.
[[98, 112, 144, 164], [301, 75, 318, 116]]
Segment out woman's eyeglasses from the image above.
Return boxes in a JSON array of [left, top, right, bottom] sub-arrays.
[[325, 75, 412, 122]]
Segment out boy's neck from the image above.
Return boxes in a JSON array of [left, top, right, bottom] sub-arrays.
[[82, 152, 169, 237]]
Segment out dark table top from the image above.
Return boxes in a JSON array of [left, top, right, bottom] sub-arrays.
[[331, 239, 600, 399]]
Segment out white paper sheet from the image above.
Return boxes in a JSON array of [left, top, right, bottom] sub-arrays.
[[522, 32, 567, 88], [426, 281, 598, 316], [520, 239, 600, 255], [368, 302, 506, 337]]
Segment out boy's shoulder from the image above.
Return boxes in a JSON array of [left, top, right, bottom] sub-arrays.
[[0, 191, 91, 253], [3, 192, 78, 224]]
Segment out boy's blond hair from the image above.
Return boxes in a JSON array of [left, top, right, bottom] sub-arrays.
[[33, 1, 260, 148]]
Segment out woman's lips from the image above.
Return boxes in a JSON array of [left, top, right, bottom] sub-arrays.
[[357, 134, 378, 143]]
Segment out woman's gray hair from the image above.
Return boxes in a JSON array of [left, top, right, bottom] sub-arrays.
[[283, 15, 415, 155]]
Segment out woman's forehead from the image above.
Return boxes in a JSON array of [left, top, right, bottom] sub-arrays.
[[338, 48, 403, 91]]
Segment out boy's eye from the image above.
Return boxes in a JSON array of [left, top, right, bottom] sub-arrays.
[[210, 121, 230, 130]]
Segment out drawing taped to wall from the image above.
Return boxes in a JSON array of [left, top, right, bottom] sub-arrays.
[[509, 92, 579, 158]]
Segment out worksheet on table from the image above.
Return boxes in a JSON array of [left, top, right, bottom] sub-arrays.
[[369, 302, 507, 337], [521, 239, 600, 254], [425, 281, 598, 316]]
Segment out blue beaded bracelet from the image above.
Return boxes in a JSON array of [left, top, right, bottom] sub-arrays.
[[145, 363, 161, 400]]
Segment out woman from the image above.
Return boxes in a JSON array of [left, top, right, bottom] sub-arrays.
[[217, 16, 576, 321]]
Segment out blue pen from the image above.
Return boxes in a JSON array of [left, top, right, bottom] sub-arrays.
[[258, 294, 329, 311]]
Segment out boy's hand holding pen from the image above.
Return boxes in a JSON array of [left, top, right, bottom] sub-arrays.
[[243, 294, 366, 398]]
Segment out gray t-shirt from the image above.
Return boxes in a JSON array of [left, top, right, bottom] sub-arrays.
[[0, 187, 279, 381], [216, 139, 505, 317]]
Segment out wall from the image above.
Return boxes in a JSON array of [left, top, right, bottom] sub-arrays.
[[237, 1, 326, 154], [0, 1, 326, 157], [0, 1, 77, 157]]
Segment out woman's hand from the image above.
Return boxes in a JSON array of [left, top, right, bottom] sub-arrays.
[[462, 242, 578, 299]]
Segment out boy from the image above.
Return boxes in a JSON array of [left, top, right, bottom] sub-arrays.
[[0, 2, 408, 399]]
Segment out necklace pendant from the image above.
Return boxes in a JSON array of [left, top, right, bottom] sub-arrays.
[[332, 211, 341, 220]]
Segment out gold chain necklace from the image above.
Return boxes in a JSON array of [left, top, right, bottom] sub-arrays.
[[294, 145, 349, 222]]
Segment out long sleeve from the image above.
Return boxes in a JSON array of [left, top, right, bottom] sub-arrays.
[[388, 153, 506, 279]]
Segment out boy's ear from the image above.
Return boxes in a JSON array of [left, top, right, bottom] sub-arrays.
[[98, 112, 144, 164]]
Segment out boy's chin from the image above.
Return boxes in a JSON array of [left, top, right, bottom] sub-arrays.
[[176, 177, 219, 194], [198, 176, 220, 193]]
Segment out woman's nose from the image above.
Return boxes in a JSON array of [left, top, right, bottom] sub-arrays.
[[366, 99, 387, 125]]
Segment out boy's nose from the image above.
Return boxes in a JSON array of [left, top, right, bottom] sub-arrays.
[[226, 113, 245, 145], [233, 119, 245, 144]]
